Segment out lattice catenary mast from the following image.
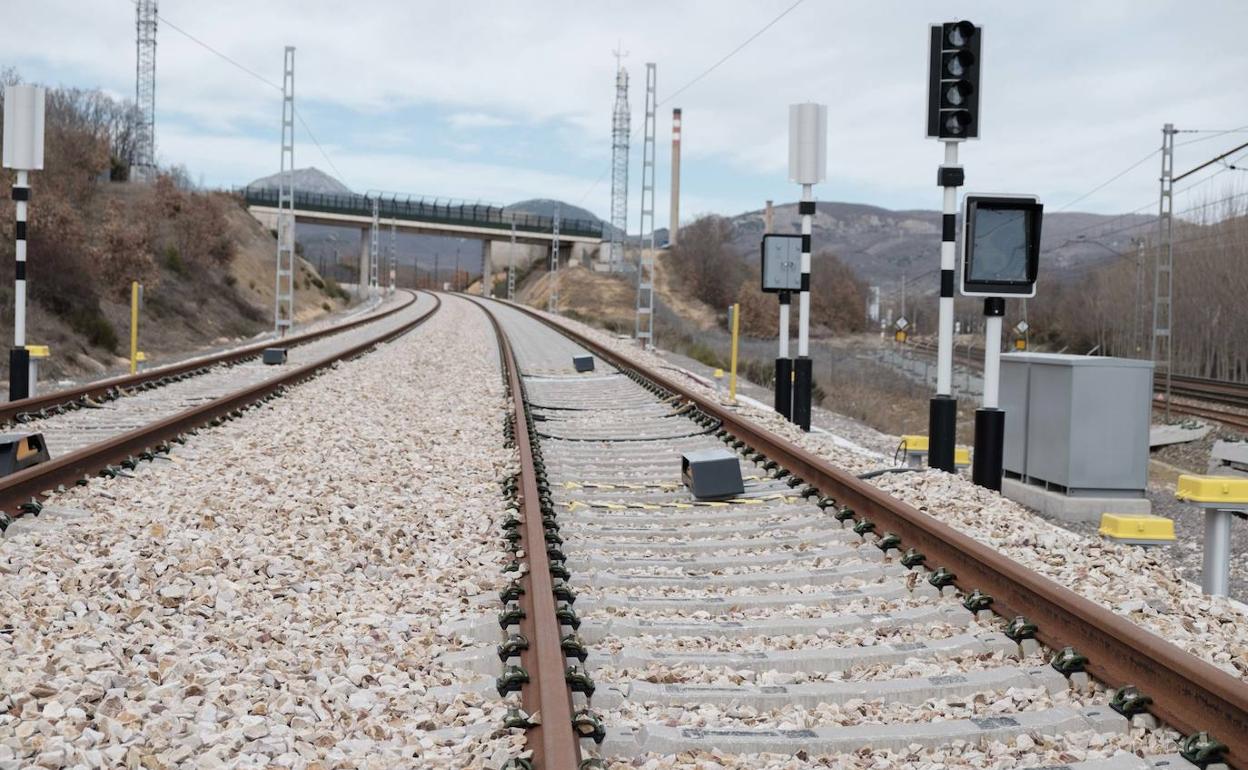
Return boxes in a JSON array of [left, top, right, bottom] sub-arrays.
[[609, 54, 630, 273], [548, 205, 561, 313], [634, 63, 657, 347], [1153, 123, 1176, 420], [133, 0, 158, 182], [275, 46, 296, 335]]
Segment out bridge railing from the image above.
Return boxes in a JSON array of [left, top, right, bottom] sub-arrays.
[[237, 186, 603, 239]]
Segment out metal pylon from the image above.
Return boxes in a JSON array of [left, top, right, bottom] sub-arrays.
[[548, 206, 561, 313], [275, 46, 296, 335], [369, 197, 380, 297], [133, 0, 158, 182], [609, 57, 630, 272], [1153, 123, 1176, 420], [635, 62, 657, 347], [507, 219, 517, 301]]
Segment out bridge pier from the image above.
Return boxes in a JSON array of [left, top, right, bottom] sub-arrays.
[[358, 227, 370, 299]]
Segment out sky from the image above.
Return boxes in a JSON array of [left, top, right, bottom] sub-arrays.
[[7, 0, 1248, 230]]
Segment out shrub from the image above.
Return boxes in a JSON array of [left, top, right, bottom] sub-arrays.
[[69, 308, 118, 353], [164, 246, 186, 276]]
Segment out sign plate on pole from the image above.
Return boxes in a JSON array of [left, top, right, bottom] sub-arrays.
[[761, 234, 803, 292]]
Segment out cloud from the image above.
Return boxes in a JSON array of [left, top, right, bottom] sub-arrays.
[[446, 112, 513, 130], [6, 0, 1248, 229]]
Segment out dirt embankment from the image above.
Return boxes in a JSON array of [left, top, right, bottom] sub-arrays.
[[0, 189, 349, 383], [512, 251, 719, 335]]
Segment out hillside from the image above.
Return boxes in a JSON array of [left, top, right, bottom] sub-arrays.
[[0, 186, 350, 382], [246, 167, 353, 195], [723, 201, 1154, 287], [512, 252, 720, 335]]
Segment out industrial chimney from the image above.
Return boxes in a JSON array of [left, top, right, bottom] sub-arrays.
[[669, 108, 681, 247]]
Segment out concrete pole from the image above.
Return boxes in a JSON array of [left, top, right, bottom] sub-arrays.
[[769, 199, 790, 418], [358, 228, 369, 299], [791, 183, 814, 431], [9, 170, 30, 401], [972, 297, 1006, 491], [669, 109, 681, 246], [929, 140, 961, 472]]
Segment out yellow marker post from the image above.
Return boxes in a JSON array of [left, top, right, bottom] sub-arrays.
[[129, 281, 140, 375], [729, 303, 740, 404]]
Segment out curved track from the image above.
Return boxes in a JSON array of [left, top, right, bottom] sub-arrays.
[[1, 291, 419, 426], [471, 297, 1245, 770]]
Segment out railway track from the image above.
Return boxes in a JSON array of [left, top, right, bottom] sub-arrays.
[[470, 297, 1245, 769], [0, 291, 418, 427], [0, 290, 440, 522], [904, 340, 1248, 431]]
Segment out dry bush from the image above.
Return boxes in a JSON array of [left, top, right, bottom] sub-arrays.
[[667, 216, 747, 310]]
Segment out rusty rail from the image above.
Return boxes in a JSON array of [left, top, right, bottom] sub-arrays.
[[474, 298, 581, 769], [495, 299, 1248, 769], [0, 292, 439, 518], [0, 292, 419, 424]]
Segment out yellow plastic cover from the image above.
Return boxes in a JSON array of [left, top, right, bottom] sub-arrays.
[[900, 434, 929, 451], [1098, 513, 1176, 542], [24, 344, 49, 358], [1176, 474, 1248, 504]]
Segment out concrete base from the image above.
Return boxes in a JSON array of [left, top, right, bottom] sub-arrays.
[[1002, 477, 1151, 523]]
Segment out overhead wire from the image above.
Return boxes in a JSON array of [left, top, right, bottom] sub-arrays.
[[128, 0, 354, 189], [575, 0, 807, 206]]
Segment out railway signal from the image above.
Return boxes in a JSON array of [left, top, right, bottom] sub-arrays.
[[760, 233, 803, 418], [787, 102, 827, 432], [925, 19, 982, 474], [927, 21, 981, 141], [2, 85, 46, 402], [960, 193, 1044, 491]]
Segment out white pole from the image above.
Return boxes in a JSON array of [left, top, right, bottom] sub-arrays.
[[14, 170, 27, 348], [937, 141, 958, 396], [982, 314, 1002, 409], [778, 302, 790, 358], [798, 183, 812, 358]]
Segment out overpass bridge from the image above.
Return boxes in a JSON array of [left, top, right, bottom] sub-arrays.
[[242, 187, 603, 287]]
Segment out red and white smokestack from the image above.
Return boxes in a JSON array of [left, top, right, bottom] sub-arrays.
[[669, 108, 681, 247]]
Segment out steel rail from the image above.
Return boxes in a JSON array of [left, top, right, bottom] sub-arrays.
[[493, 299, 1248, 769], [472, 297, 582, 769], [0, 291, 439, 519], [0, 292, 419, 424]]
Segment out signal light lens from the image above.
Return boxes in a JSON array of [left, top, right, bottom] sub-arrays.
[[947, 20, 976, 48], [944, 111, 972, 136], [943, 81, 973, 107], [943, 51, 975, 78]]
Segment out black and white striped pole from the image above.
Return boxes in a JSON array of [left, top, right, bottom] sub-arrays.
[[925, 20, 981, 471], [2, 85, 46, 402], [787, 103, 827, 432]]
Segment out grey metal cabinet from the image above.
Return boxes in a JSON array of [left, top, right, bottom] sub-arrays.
[[1000, 353, 1153, 495]]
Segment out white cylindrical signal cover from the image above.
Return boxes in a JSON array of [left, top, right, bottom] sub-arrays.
[[3, 85, 46, 171], [788, 103, 827, 184]]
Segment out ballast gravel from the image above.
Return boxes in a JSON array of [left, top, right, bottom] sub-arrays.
[[0, 295, 522, 769], [543, 310, 1248, 682]]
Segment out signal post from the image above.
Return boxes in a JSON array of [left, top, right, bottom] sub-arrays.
[[926, 20, 982, 471]]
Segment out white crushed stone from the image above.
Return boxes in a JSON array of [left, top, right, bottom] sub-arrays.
[[0, 295, 524, 769]]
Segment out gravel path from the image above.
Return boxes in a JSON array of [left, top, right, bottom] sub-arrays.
[[0, 294, 520, 769]]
